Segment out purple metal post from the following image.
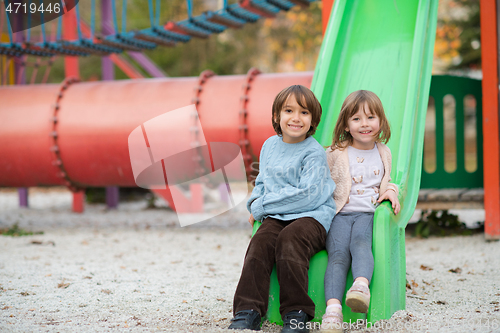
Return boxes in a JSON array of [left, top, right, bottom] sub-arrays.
[[218, 183, 230, 205], [18, 188, 29, 207], [102, 0, 119, 209], [14, 24, 28, 208], [101, 0, 115, 81], [106, 187, 120, 209], [128, 52, 167, 78], [14, 35, 26, 84]]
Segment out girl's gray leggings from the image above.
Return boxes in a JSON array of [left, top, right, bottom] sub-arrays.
[[324, 212, 374, 302]]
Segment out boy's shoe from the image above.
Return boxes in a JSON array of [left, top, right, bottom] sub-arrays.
[[345, 281, 370, 313], [320, 308, 343, 333], [281, 310, 309, 333], [228, 309, 261, 330]]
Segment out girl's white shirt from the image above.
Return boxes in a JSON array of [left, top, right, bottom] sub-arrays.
[[326, 141, 398, 214], [340, 145, 383, 213]]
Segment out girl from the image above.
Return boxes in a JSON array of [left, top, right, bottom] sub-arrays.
[[229, 85, 336, 333], [321, 90, 400, 332]]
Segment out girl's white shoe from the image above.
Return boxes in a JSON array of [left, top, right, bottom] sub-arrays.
[[345, 281, 370, 313], [320, 307, 343, 333]]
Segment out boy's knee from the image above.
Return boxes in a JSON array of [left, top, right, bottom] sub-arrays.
[[276, 226, 301, 246], [246, 233, 276, 259], [275, 230, 309, 262]]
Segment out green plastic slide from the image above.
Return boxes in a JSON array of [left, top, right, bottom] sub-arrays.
[[251, 0, 439, 326]]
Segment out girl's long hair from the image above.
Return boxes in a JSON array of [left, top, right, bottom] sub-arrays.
[[329, 90, 391, 150]]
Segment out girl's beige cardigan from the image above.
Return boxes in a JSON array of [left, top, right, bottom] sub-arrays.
[[326, 142, 399, 214]]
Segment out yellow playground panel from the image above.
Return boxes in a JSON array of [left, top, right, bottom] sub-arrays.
[[1, 33, 15, 85]]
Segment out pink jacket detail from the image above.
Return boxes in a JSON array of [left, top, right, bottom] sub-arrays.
[[326, 142, 399, 214]]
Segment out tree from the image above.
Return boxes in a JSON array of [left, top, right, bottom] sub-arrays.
[[448, 0, 480, 70], [434, 0, 480, 72]]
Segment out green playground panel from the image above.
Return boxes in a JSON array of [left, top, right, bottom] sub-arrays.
[[420, 75, 483, 189], [249, 0, 439, 326]]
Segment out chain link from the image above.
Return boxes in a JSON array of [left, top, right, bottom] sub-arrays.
[[49, 77, 81, 192], [239, 67, 261, 180]]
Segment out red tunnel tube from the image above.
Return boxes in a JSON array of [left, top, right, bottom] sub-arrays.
[[0, 71, 313, 188]]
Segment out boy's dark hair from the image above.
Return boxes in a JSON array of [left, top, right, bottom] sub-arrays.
[[330, 90, 391, 150], [271, 85, 322, 137]]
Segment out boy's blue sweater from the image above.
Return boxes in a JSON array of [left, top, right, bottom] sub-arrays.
[[248, 135, 336, 232]]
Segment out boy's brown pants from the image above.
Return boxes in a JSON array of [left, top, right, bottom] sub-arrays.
[[232, 216, 326, 320]]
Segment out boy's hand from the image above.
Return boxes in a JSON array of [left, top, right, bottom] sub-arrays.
[[377, 189, 401, 215], [248, 214, 255, 227]]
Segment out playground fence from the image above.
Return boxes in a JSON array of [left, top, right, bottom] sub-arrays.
[[421, 75, 483, 190]]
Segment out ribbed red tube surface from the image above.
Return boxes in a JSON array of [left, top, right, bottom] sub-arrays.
[[0, 72, 313, 187]]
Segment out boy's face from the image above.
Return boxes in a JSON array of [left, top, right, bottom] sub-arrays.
[[276, 94, 312, 144]]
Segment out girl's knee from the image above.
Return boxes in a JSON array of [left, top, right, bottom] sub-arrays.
[[350, 233, 372, 250], [329, 250, 350, 265]]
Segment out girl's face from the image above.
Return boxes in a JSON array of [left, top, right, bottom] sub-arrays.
[[277, 94, 312, 144], [345, 102, 380, 150]]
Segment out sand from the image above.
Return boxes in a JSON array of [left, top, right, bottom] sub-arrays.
[[0, 188, 499, 332]]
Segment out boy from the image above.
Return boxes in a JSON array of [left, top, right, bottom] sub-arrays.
[[229, 85, 336, 333]]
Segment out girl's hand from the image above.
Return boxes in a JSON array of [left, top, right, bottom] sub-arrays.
[[248, 214, 255, 227], [377, 189, 400, 215]]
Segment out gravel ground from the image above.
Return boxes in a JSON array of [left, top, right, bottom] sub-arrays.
[[0, 188, 499, 333]]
